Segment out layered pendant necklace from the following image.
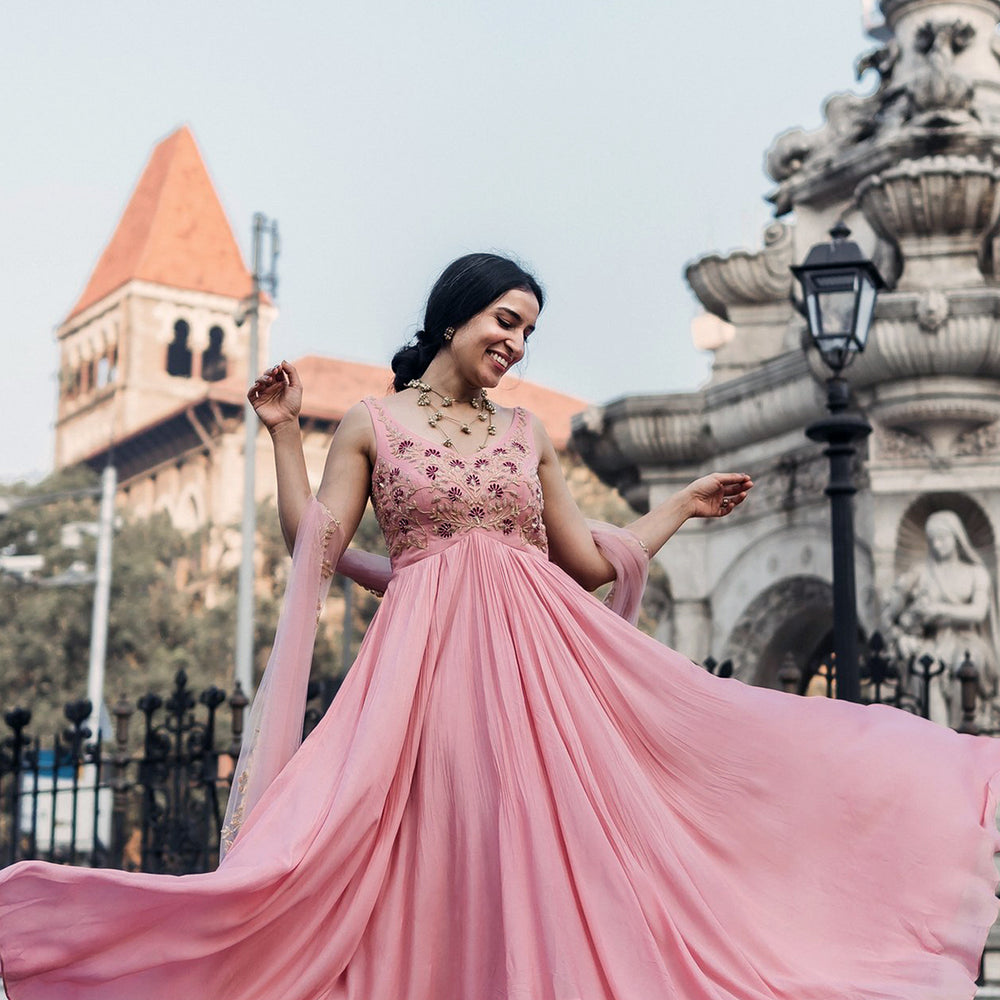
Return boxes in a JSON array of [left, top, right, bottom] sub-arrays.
[[406, 378, 497, 450]]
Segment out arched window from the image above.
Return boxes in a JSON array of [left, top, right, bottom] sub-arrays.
[[201, 326, 228, 382], [61, 365, 79, 399], [167, 320, 193, 377]]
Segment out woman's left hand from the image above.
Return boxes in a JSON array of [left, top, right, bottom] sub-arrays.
[[682, 472, 754, 519]]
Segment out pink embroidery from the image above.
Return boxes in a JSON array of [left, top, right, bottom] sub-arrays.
[[367, 401, 548, 560]]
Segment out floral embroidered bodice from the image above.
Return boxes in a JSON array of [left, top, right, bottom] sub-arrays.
[[364, 397, 548, 567]]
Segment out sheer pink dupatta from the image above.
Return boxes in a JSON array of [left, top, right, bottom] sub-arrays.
[[219, 504, 649, 858], [589, 521, 649, 626], [220, 498, 346, 858]]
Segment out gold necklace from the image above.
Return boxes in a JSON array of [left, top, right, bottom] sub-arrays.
[[406, 379, 497, 450]]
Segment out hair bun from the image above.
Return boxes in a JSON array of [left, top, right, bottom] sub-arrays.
[[390, 340, 438, 391]]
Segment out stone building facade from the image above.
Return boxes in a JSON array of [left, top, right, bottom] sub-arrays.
[[573, 0, 1000, 709]]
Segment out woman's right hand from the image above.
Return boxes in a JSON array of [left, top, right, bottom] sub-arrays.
[[248, 360, 303, 431]]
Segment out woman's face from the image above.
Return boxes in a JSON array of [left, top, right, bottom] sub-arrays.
[[449, 288, 540, 388]]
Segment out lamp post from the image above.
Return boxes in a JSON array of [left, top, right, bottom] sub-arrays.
[[792, 223, 884, 703]]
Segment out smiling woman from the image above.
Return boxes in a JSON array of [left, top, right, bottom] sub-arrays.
[[2, 253, 999, 1000]]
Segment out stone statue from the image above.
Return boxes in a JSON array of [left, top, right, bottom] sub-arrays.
[[907, 19, 976, 123], [882, 510, 999, 727]]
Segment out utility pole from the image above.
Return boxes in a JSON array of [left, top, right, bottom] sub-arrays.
[[235, 213, 279, 698], [86, 462, 117, 736]]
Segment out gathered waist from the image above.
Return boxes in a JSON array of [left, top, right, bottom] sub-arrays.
[[390, 528, 549, 573]]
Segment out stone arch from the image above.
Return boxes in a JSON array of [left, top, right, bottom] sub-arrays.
[[94, 329, 115, 388], [894, 491, 996, 585], [167, 319, 193, 377], [73, 338, 95, 395], [201, 325, 228, 382], [721, 575, 839, 689], [95, 355, 111, 389], [173, 488, 202, 533], [61, 344, 82, 400], [96, 326, 118, 385]]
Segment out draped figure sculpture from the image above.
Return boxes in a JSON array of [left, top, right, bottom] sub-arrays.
[[883, 510, 1000, 728]]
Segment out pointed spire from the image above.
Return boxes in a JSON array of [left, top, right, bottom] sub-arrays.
[[68, 125, 253, 319]]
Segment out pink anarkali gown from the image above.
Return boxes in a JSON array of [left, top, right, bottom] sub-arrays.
[[2, 398, 1000, 1000]]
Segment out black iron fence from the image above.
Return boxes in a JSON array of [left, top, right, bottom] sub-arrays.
[[0, 669, 338, 876], [703, 629, 1000, 736]]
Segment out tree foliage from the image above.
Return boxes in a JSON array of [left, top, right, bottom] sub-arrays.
[[0, 469, 377, 737]]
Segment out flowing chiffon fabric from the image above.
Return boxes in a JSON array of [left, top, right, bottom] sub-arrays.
[[2, 399, 1000, 1000]]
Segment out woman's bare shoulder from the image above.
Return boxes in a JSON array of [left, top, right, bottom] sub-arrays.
[[334, 401, 378, 448], [370, 391, 410, 416], [340, 399, 376, 424], [521, 407, 545, 430], [522, 409, 556, 458]]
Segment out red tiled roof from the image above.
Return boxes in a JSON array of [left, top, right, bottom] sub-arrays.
[[68, 125, 253, 319], [291, 355, 587, 449]]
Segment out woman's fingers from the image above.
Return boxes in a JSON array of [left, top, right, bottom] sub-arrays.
[[248, 362, 294, 403], [277, 360, 300, 386], [694, 472, 753, 517], [248, 374, 274, 403], [724, 473, 753, 491]]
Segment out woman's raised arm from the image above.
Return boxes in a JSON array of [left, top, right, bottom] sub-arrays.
[[249, 362, 373, 554], [533, 415, 752, 591]]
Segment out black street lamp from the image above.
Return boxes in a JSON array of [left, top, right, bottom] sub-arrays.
[[792, 223, 885, 703]]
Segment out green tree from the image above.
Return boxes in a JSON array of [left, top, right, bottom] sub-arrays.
[[0, 471, 379, 738], [0, 467, 105, 732]]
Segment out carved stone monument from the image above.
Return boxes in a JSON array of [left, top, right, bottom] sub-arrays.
[[573, 0, 1000, 716]]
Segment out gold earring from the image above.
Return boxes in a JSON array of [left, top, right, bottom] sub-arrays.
[[443, 327, 455, 342]]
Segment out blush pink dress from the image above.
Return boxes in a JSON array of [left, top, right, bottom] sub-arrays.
[[2, 398, 1000, 1000]]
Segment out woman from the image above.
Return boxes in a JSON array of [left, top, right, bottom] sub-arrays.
[[2, 253, 1000, 1000]]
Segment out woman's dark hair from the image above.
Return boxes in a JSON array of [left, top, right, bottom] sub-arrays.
[[391, 253, 544, 391]]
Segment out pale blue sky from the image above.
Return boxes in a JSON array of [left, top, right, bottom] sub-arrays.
[[1, 1, 874, 480]]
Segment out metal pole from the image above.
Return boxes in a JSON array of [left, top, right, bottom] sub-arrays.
[[86, 462, 117, 734], [235, 214, 278, 697], [806, 377, 871, 703], [235, 215, 264, 697]]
